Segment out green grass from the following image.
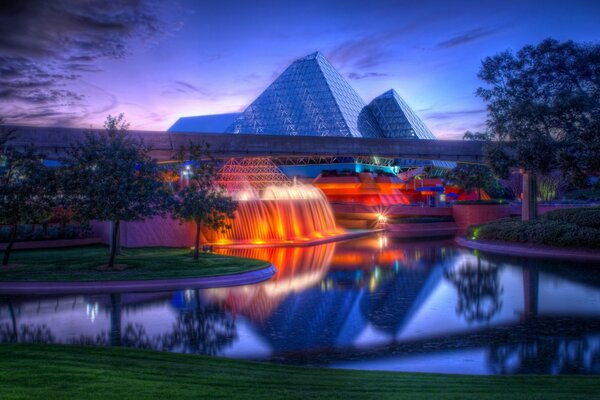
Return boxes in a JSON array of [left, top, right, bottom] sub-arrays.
[[0, 245, 269, 282], [0, 345, 597, 400]]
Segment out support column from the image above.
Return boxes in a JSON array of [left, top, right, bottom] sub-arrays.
[[522, 171, 537, 221], [521, 269, 539, 321]]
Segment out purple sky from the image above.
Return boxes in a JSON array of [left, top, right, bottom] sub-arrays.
[[1, 0, 599, 139]]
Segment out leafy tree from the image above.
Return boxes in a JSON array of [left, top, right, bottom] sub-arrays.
[[446, 164, 503, 201], [63, 114, 171, 269], [476, 38, 600, 217], [172, 144, 236, 260], [1, 122, 56, 266]]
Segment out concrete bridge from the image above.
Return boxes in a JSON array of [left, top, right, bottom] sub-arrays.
[[6, 125, 486, 163]]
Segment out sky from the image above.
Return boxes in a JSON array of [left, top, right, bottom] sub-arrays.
[[1, 0, 599, 139]]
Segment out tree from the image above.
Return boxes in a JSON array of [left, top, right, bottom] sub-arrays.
[[1, 121, 56, 266], [172, 144, 236, 260], [446, 134, 503, 202], [476, 38, 600, 218], [63, 114, 171, 269]]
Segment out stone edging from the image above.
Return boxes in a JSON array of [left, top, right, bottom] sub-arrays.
[[455, 237, 600, 263], [0, 264, 276, 295]]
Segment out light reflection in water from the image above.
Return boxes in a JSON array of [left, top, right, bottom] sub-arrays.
[[1, 236, 600, 375]]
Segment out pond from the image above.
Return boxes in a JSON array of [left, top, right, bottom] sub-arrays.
[[2, 235, 600, 375]]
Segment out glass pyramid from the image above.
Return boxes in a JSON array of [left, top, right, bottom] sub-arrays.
[[367, 89, 437, 139], [226, 52, 382, 137]]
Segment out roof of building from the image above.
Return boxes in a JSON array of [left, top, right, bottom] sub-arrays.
[[168, 113, 242, 133]]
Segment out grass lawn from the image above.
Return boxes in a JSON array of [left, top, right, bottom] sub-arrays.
[[0, 345, 598, 400], [0, 245, 269, 282]]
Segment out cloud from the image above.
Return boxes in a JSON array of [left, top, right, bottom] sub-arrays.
[[173, 80, 211, 97], [346, 71, 388, 80], [0, 0, 168, 120], [434, 27, 503, 49], [424, 108, 486, 121]]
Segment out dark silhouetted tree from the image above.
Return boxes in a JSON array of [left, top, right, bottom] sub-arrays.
[[476, 38, 600, 217], [63, 114, 171, 269], [1, 122, 56, 266]]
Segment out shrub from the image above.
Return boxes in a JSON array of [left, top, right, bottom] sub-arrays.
[[454, 199, 508, 205], [467, 208, 600, 249], [544, 207, 600, 229], [0, 224, 87, 243]]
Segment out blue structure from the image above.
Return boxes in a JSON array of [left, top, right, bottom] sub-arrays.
[[168, 112, 241, 133], [169, 52, 436, 141]]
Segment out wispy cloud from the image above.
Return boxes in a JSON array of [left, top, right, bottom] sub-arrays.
[[434, 26, 504, 49], [346, 71, 388, 80], [425, 108, 486, 120], [0, 0, 170, 121]]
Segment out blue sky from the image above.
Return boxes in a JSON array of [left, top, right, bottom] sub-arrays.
[[1, 0, 599, 138]]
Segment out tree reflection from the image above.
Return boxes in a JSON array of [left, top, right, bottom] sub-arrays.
[[0, 298, 55, 344], [0, 322, 55, 344], [445, 257, 503, 323], [162, 290, 237, 355], [490, 337, 600, 374]]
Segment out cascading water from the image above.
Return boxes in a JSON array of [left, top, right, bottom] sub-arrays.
[[205, 184, 342, 245]]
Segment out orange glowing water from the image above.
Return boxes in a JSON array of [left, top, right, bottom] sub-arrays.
[[206, 184, 343, 245]]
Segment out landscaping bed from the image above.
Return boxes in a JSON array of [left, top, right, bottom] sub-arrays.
[[0, 245, 270, 282], [0, 344, 598, 400], [468, 207, 600, 249]]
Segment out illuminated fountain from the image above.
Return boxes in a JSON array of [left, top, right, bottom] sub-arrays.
[[205, 158, 343, 246]]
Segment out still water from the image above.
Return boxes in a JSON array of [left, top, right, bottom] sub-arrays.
[[2, 236, 600, 375]]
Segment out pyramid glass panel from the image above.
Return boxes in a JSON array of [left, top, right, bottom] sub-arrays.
[[227, 52, 382, 137], [367, 89, 437, 139]]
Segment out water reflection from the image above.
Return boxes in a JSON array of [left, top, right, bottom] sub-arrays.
[[445, 258, 503, 323], [1, 236, 600, 375]]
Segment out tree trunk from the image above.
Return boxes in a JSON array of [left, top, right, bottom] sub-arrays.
[[110, 293, 122, 347], [8, 299, 17, 342], [2, 224, 18, 266], [108, 220, 120, 269], [109, 220, 121, 257], [522, 171, 538, 221], [193, 220, 201, 260]]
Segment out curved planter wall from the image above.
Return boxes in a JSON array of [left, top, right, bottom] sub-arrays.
[[452, 204, 511, 231]]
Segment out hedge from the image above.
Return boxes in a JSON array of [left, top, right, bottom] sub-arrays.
[[468, 207, 600, 249]]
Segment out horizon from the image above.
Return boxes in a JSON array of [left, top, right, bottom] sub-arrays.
[[1, 0, 599, 139]]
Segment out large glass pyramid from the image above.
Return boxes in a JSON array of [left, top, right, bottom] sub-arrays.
[[226, 52, 382, 137], [367, 89, 436, 139], [171, 52, 439, 142]]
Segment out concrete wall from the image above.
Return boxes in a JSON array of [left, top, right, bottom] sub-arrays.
[[92, 216, 203, 248], [453, 204, 511, 231]]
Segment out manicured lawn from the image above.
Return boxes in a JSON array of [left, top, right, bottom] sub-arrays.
[[0, 345, 598, 400], [0, 246, 269, 281]]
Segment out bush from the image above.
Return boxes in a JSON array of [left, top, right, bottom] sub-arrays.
[[467, 207, 600, 249], [544, 207, 600, 229], [0, 224, 88, 243], [564, 188, 600, 201], [454, 199, 508, 205]]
